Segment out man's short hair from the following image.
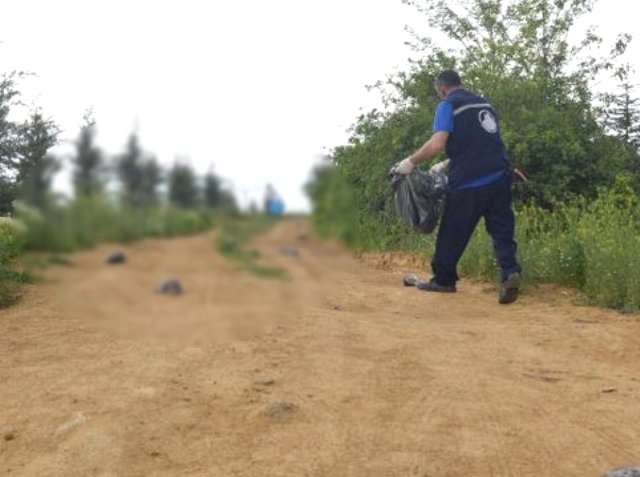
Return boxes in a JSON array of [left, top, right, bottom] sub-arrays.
[[435, 70, 462, 88]]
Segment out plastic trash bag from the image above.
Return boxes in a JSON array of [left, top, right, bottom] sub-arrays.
[[390, 168, 448, 234]]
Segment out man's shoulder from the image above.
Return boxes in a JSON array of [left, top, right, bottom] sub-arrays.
[[448, 90, 497, 115], [449, 88, 486, 102]]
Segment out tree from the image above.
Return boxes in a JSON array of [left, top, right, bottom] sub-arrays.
[[115, 133, 164, 208], [72, 109, 105, 197], [307, 0, 637, 248], [305, 158, 362, 246], [0, 73, 24, 214], [203, 168, 221, 208], [604, 65, 640, 150], [168, 161, 199, 209], [399, 0, 634, 204], [336, 0, 634, 206], [116, 133, 146, 207], [139, 156, 163, 207], [16, 110, 60, 210]]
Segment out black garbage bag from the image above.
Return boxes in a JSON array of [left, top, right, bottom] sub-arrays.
[[390, 168, 448, 234]]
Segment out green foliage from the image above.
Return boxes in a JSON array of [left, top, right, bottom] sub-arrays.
[[203, 170, 238, 213], [0, 217, 27, 307], [204, 170, 222, 207], [322, 0, 636, 215], [0, 71, 243, 308], [0, 178, 17, 216], [115, 133, 161, 208], [16, 111, 61, 210], [72, 111, 106, 197], [168, 161, 199, 209], [215, 216, 286, 279], [15, 197, 214, 253], [459, 175, 640, 311], [0, 73, 23, 215], [307, 0, 640, 311], [305, 160, 365, 247], [1, 74, 60, 214], [0, 217, 24, 268], [139, 157, 163, 207], [576, 176, 640, 311], [603, 63, 640, 146]]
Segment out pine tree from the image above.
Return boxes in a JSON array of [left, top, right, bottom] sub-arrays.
[[17, 111, 60, 210], [203, 168, 221, 208], [72, 110, 105, 197], [139, 156, 163, 207], [168, 161, 199, 209], [0, 73, 23, 214], [116, 133, 146, 207], [606, 82, 640, 150]]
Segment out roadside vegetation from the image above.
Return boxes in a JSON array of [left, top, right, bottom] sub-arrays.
[[306, 0, 640, 311]]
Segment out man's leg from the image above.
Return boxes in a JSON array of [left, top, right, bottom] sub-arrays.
[[430, 189, 483, 287], [483, 179, 521, 281]]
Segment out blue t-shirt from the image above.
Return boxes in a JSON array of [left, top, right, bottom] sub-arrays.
[[433, 101, 454, 133]]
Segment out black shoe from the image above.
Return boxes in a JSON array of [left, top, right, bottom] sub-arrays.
[[499, 272, 521, 304], [417, 278, 456, 293]]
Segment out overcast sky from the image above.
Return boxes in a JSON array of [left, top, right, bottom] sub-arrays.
[[2, 0, 638, 211]]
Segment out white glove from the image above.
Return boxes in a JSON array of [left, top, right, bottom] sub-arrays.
[[394, 157, 415, 175], [429, 159, 450, 174]]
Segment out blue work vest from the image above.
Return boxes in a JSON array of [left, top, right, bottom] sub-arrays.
[[444, 89, 509, 189]]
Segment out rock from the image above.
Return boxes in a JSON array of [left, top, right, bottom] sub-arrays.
[[280, 245, 299, 257], [106, 251, 126, 265], [155, 278, 183, 295], [403, 274, 420, 287], [601, 387, 617, 393], [602, 468, 640, 477], [55, 413, 88, 434], [264, 401, 296, 419], [3, 430, 16, 441], [254, 379, 276, 386]]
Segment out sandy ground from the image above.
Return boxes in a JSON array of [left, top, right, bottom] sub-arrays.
[[1, 219, 639, 477]]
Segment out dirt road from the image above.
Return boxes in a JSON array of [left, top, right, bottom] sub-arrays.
[[1, 219, 639, 476]]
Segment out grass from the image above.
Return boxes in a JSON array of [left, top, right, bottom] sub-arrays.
[[310, 174, 640, 313], [457, 177, 640, 312], [0, 265, 31, 308], [0, 197, 227, 307], [215, 215, 287, 280], [0, 217, 27, 307], [14, 197, 217, 253]]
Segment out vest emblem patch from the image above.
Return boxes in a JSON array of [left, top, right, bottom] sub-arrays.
[[478, 109, 498, 133]]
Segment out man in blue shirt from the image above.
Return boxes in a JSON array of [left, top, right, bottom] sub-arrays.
[[394, 70, 522, 304]]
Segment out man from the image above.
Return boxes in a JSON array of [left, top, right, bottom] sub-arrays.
[[264, 183, 285, 216], [393, 70, 522, 304]]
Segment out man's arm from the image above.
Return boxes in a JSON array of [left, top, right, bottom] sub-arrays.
[[393, 99, 453, 175], [393, 132, 449, 174], [407, 132, 449, 165]]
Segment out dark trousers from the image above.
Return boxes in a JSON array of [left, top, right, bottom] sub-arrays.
[[431, 176, 521, 286]]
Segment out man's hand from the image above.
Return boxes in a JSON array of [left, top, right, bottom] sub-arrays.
[[394, 157, 415, 175]]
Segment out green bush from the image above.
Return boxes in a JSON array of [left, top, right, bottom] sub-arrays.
[[15, 197, 216, 253], [459, 176, 640, 311], [0, 217, 27, 307], [215, 216, 286, 279], [576, 178, 640, 311], [308, 166, 640, 311]]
